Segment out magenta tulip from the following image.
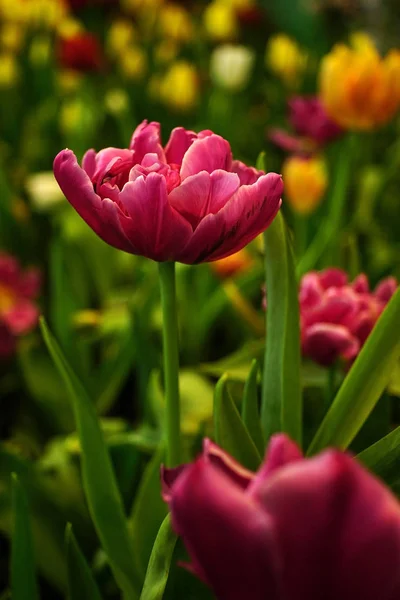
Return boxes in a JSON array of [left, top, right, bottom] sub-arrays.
[[53, 121, 282, 263], [163, 434, 400, 600], [0, 253, 41, 357], [300, 268, 397, 366]]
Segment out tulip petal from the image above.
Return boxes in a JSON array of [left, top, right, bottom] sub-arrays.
[[302, 322, 359, 366], [180, 135, 232, 180], [252, 450, 400, 600], [374, 276, 397, 303], [2, 300, 39, 335], [0, 321, 15, 357], [178, 173, 282, 263], [129, 120, 165, 163], [54, 150, 135, 253], [165, 127, 197, 166], [168, 170, 240, 229], [168, 457, 281, 600], [319, 268, 348, 289], [231, 160, 263, 185], [203, 438, 253, 489], [118, 172, 193, 261]]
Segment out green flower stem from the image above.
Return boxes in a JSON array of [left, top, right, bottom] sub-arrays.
[[158, 261, 181, 467]]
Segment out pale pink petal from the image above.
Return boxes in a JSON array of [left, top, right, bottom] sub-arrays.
[[165, 127, 197, 165], [302, 322, 359, 366], [180, 134, 233, 180], [54, 150, 134, 253], [129, 120, 165, 163], [178, 173, 282, 263], [118, 172, 192, 261], [168, 170, 239, 229]]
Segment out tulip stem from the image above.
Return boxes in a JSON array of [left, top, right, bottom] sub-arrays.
[[158, 261, 181, 467]]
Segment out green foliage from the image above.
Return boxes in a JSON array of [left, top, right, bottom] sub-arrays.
[[140, 515, 177, 600], [65, 524, 102, 600]]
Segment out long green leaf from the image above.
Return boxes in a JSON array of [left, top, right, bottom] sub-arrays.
[[129, 447, 168, 582], [140, 515, 176, 600], [11, 474, 39, 600], [261, 210, 302, 446], [241, 360, 265, 455], [214, 374, 261, 470], [358, 425, 400, 494], [307, 288, 400, 455], [65, 524, 102, 600], [40, 318, 139, 599]]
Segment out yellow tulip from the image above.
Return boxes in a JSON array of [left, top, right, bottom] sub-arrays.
[[107, 20, 136, 57], [266, 34, 307, 87], [203, 1, 238, 41], [319, 36, 400, 130], [159, 60, 198, 112], [0, 53, 19, 87], [158, 3, 193, 43], [119, 46, 147, 80], [283, 155, 328, 215]]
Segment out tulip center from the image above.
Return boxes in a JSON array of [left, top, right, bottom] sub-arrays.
[[0, 284, 16, 315]]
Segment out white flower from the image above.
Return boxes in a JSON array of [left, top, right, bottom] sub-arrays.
[[210, 44, 255, 91]]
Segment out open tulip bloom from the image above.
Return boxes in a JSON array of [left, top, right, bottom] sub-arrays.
[[53, 120, 283, 264], [163, 434, 400, 600]]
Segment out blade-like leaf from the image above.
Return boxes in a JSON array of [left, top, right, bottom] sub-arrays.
[[140, 515, 177, 600], [307, 288, 400, 455], [241, 360, 265, 455], [11, 474, 39, 600], [65, 524, 102, 600], [261, 210, 302, 446], [214, 374, 261, 470], [358, 425, 400, 494], [40, 318, 139, 599], [129, 447, 168, 582]]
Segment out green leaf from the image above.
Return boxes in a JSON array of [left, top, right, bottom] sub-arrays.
[[40, 318, 139, 599], [199, 339, 265, 381], [65, 524, 102, 600], [129, 447, 168, 583], [140, 515, 177, 600], [261, 210, 302, 446], [307, 288, 400, 455], [241, 360, 265, 455], [214, 374, 262, 470], [358, 426, 400, 494], [11, 474, 39, 600]]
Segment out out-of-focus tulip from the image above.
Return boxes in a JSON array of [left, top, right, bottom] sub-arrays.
[[104, 89, 130, 116], [119, 46, 147, 80], [266, 34, 307, 87], [53, 120, 282, 263], [58, 32, 103, 72], [211, 248, 253, 278], [26, 172, 65, 212], [154, 39, 179, 65], [210, 44, 255, 92], [158, 3, 193, 43], [282, 155, 328, 215], [203, 1, 238, 41], [289, 96, 342, 145], [0, 253, 41, 358], [29, 36, 52, 68], [0, 23, 24, 53], [159, 61, 199, 112], [0, 53, 19, 87], [163, 434, 400, 600], [320, 36, 400, 130], [121, 0, 164, 13], [300, 269, 397, 366], [107, 20, 136, 58]]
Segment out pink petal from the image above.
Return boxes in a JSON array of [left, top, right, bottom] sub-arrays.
[[180, 134, 233, 181], [54, 150, 135, 253], [304, 291, 357, 328], [351, 274, 370, 294], [118, 172, 192, 261], [178, 173, 282, 263], [18, 268, 41, 299], [129, 120, 165, 163], [0, 254, 20, 287], [253, 450, 400, 600], [165, 127, 197, 166], [168, 170, 240, 229], [318, 268, 348, 289], [203, 438, 254, 490], [302, 322, 359, 366], [0, 321, 15, 358], [375, 277, 397, 303], [92, 148, 133, 182], [3, 300, 39, 335], [268, 129, 307, 154], [231, 160, 263, 185], [82, 148, 97, 179], [167, 457, 281, 600]]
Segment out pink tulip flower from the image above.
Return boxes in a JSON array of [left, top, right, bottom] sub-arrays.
[[269, 96, 342, 155], [300, 268, 397, 366], [0, 253, 41, 357], [53, 121, 282, 263], [162, 434, 400, 600]]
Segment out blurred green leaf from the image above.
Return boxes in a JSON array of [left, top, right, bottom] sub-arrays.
[[65, 523, 102, 600], [358, 426, 400, 494], [262, 210, 302, 446], [199, 339, 265, 381], [214, 374, 261, 470], [129, 447, 168, 583], [40, 317, 139, 599], [241, 360, 265, 455], [11, 474, 39, 600], [307, 288, 400, 455], [140, 514, 176, 600]]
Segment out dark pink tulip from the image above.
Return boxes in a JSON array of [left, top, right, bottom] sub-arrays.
[[300, 268, 397, 366], [54, 121, 282, 264], [0, 253, 41, 358], [163, 434, 400, 600]]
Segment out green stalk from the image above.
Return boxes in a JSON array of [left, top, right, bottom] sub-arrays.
[[158, 261, 181, 467]]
